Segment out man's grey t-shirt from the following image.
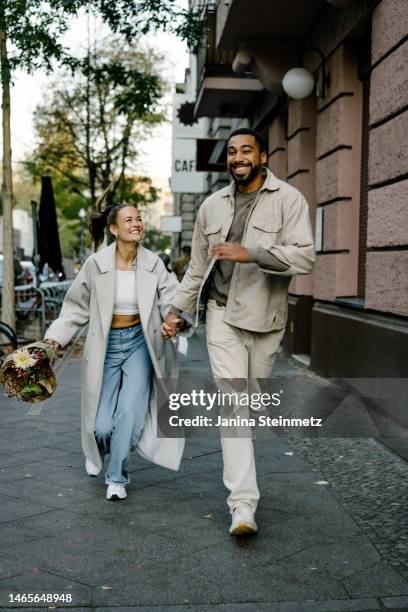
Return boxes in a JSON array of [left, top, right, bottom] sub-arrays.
[[208, 188, 260, 305]]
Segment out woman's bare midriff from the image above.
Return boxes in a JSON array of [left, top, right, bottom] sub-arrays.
[[111, 313, 141, 329]]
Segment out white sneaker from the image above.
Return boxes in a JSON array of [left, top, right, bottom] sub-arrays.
[[229, 504, 258, 535], [106, 484, 127, 501], [85, 458, 101, 477]]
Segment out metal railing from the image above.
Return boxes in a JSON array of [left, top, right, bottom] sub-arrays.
[[196, 7, 235, 94], [13, 280, 72, 335]]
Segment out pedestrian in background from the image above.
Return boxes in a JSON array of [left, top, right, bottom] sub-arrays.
[[158, 252, 177, 280], [163, 128, 315, 535], [45, 202, 189, 501], [172, 245, 191, 282]]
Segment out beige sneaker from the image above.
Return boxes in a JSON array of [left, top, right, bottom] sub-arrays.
[[229, 504, 258, 536]]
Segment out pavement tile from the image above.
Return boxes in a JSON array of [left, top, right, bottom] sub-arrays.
[[3, 539, 118, 587], [0, 447, 73, 469], [0, 609, 89, 612], [93, 603, 380, 612], [381, 595, 408, 608], [342, 560, 408, 597], [27, 466, 96, 488], [60, 486, 191, 519], [0, 494, 55, 524], [1, 523, 49, 549], [5, 509, 101, 537], [157, 471, 226, 494], [0, 556, 32, 583], [257, 512, 365, 545], [0, 462, 72, 483], [90, 559, 225, 607], [2, 478, 97, 509], [91, 542, 350, 606]]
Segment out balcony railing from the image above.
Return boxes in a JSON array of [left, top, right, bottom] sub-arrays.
[[196, 7, 235, 95]]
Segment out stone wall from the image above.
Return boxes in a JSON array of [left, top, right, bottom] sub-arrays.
[[313, 42, 363, 301], [365, 0, 408, 316]]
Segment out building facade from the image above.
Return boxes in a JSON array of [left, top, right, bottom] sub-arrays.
[[172, 0, 408, 378]]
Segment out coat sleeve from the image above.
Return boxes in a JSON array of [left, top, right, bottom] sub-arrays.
[[156, 259, 194, 338], [171, 204, 209, 313], [44, 258, 91, 347], [259, 192, 316, 277]]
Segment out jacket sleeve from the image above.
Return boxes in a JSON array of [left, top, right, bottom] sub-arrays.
[[156, 259, 194, 337], [171, 204, 209, 313], [259, 192, 316, 276], [44, 259, 91, 347]]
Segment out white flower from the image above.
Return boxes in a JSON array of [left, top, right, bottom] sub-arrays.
[[12, 348, 37, 370]]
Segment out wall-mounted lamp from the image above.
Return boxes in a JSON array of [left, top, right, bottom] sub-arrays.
[[282, 47, 330, 100]]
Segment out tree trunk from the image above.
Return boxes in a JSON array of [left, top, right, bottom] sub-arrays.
[[0, 26, 15, 330]]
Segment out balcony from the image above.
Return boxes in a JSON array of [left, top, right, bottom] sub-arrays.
[[195, 6, 263, 118], [216, 0, 329, 50]]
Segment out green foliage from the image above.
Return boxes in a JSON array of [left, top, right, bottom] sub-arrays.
[[0, 0, 205, 85], [142, 228, 171, 253], [26, 38, 165, 208]]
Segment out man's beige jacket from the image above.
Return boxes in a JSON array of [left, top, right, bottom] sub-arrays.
[[172, 168, 316, 333]]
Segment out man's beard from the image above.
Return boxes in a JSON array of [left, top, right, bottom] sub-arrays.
[[228, 162, 262, 186]]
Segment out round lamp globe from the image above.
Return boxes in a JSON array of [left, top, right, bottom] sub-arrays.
[[282, 67, 315, 100]]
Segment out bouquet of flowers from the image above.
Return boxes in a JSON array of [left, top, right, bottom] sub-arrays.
[[0, 341, 57, 403]]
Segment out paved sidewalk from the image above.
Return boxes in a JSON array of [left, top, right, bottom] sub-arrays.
[[0, 330, 408, 611]]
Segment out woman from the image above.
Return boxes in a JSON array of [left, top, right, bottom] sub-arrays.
[[44, 204, 188, 501]]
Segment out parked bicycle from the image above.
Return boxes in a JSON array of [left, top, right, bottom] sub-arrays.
[[0, 321, 18, 365]]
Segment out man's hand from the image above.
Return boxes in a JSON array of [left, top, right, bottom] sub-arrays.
[[210, 242, 249, 263], [161, 313, 183, 340]]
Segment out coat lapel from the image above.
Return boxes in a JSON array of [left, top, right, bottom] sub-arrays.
[[95, 271, 115, 338], [136, 247, 158, 326], [93, 242, 116, 338]]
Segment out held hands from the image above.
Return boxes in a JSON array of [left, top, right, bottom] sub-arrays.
[[161, 313, 183, 340], [210, 242, 249, 263]]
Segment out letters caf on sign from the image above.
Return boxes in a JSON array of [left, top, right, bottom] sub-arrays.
[[171, 138, 206, 193]]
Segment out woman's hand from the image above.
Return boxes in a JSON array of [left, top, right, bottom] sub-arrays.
[[45, 339, 60, 352], [161, 314, 182, 339]]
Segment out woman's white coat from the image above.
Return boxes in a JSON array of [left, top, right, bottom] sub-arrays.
[[45, 242, 185, 472]]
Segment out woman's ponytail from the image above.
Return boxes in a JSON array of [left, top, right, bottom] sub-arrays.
[[89, 181, 117, 249], [89, 208, 110, 249]]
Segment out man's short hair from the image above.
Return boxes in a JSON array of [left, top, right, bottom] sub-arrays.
[[227, 128, 268, 155], [182, 245, 191, 255]]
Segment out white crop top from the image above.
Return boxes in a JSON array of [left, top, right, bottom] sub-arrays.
[[113, 270, 139, 315]]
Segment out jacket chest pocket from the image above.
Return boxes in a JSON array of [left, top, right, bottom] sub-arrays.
[[251, 219, 282, 248], [204, 223, 223, 250]]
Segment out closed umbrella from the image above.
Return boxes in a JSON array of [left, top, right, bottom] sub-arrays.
[[38, 176, 65, 279]]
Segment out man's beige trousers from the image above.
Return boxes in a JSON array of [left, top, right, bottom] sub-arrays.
[[205, 299, 285, 514]]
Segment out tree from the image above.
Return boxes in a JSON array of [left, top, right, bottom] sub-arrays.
[[27, 39, 164, 209], [0, 0, 204, 329]]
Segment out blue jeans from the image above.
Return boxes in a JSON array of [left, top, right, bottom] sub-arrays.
[[94, 324, 152, 485]]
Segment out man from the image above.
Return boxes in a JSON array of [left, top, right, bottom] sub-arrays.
[[172, 245, 191, 282], [162, 128, 315, 535]]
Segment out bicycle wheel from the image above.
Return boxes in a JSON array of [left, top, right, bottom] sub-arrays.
[[0, 321, 18, 365]]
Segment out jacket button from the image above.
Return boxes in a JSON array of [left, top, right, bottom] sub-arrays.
[[91, 330, 96, 335]]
